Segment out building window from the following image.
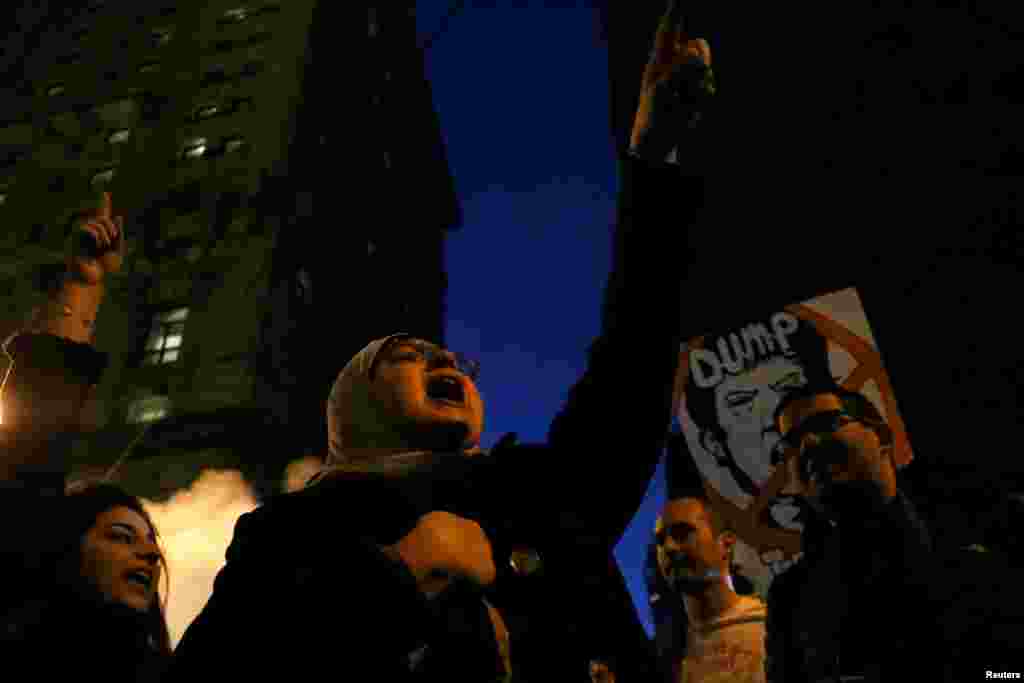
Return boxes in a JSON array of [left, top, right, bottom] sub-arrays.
[[143, 307, 188, 365], [180, 137, 208, 160], [150, 28, 173, 47], [46, 84, 66, 97], [91, 167, 116, 189], [201, 64, 229, 86], [0, 192, 7, 206], [240, 60, 265, 77], [223, 136, 247, 154], [126, 395, 171, 423], [221, 7, 250, 24], [193, 103, 223, 120], [138, 61, 161, 74], [108, 128, 131, 144]]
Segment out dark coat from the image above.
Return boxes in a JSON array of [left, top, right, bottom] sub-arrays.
[[167, 154, 704, 682], [766, 490, 1024, 682]]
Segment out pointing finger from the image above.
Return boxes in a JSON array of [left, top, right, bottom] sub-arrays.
[[647, 1, 685, 75], [99, 191, 113, 219]]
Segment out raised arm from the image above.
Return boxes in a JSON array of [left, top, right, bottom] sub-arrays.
[[546, 5, 716, 547], [29, 191, 124, 344]]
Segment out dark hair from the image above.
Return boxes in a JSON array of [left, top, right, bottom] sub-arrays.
[[772, 383, 894, 447], [57, 482, 173, 657], [660, 494, 729, 538], [684, 312, 832, 457]]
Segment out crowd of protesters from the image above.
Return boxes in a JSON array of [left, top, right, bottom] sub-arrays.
[[2, 3, 1021, 682]]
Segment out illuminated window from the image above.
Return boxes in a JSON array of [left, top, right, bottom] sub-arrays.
[[143, 307, 188, 365], [223, 136, 246, 154], [222, 7, 250, 23], [181, 137, 208, 160], [150, 28, 173, 47], [0, 193, 7, 206], [108, 128, 131, 144], [91, 167, 116, 189], [126, 395, 171, 423], [194, 104, 222, 120], [47, 84, 66, 97], [138, 61, 161, 74]]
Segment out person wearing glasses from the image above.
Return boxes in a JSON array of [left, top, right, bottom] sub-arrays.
[[168, 4, 713, 681], [764, 383, 1024, 682]]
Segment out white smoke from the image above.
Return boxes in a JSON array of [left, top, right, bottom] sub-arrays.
[[141, 469, 258, 649], [139, 457, 324, 648]]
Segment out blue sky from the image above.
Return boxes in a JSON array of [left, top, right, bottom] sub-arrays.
[[416, 1, 666, 636]]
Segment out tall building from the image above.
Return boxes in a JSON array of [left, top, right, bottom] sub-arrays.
[[0, 0, 460, 499]]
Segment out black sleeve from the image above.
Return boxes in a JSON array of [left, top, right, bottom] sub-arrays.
[[0, 474, 66, 620], [544, 155, 706, 548], [167, 507, 437, 681]]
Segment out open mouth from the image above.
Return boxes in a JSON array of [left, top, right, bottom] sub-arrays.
[[124, 570, 153, 590], [426, 375, 465, 404]]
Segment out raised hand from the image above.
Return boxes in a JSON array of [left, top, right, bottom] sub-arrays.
[[69, 192, 125, 284], [630, 0, 713, 162]]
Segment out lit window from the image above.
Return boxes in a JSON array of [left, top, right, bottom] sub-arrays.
[[223, 7, 249, 23], [126, 395, 171, 423], [108, 128, 131, 144], [138, 61, 161, 74], [143, 307, 188, 365], [194, 104, 222, 120], [224, 136, 246, 153], [91, 167, 116, 188], [47, 84, 66, 97], [181, 137, 208, 160], [150, 28, 173, 47]]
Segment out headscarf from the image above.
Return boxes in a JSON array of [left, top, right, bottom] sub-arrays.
[[310, 333, 461, 487]]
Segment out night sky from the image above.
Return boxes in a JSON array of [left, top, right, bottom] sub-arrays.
[[416, 1, 666, 636]]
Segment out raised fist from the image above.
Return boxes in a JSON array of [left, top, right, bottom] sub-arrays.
[[630, 1, 714, 163]]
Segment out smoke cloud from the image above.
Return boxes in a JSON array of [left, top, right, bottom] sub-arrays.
[[139, 456, 324, 648], [142, 469, 258, 648]]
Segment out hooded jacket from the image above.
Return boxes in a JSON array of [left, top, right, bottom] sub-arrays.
[[167, 152, 704, 682]]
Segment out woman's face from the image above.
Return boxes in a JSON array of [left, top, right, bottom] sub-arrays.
[[79, 506, 162, 613]]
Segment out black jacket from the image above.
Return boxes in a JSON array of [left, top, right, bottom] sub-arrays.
[[167, 154, 705, 682], [766, 490, 1024, 682]]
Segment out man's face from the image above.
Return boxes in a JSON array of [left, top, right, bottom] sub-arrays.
[[589, 661, 616, 683], [370, 339, 484, 452], [79, 506, 162, 613], [777, 393, 887, 514], [656, 498, 731, 594]]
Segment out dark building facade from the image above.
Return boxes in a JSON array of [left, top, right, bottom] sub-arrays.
[[0, 0, 459, 499]]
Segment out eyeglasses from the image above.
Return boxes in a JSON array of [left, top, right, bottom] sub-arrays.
[[779, 410, 856, 451], [382, 340, 480, 381]]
